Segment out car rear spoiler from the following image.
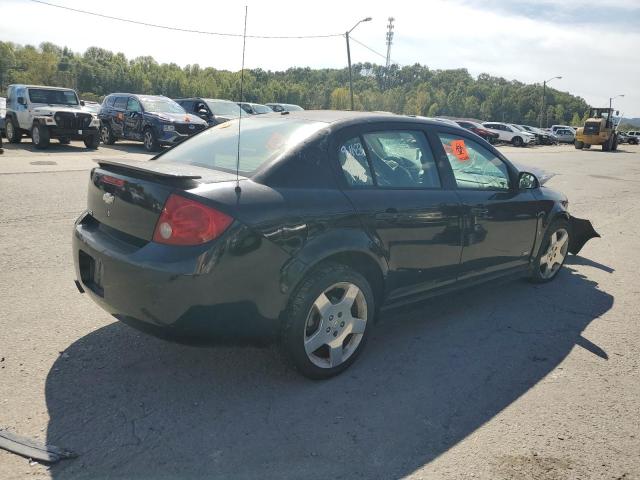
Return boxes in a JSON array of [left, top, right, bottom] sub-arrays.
[[569, 216, 600, 255], [95, 159, 203, 180]]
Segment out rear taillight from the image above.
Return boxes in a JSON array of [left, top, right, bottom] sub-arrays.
[[153, 194, 233, 246]]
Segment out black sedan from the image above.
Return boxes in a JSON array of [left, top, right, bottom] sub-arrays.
[[72, 111, 598, 379]]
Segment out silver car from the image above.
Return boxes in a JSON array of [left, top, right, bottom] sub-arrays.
[[555, 128, 575, 143]]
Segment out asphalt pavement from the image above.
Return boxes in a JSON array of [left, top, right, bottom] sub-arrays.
[[0, 140, 638, 479]]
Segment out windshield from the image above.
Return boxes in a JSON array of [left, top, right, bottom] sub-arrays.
[[205, 100, 245, 117], [28, 88, 79, 106], [252, 104, 272, 114], [156, 117, 326, 175], [139, 97, 184, 114]]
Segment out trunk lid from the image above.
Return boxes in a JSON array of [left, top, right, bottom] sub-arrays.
[[88, 159, 243, 241]]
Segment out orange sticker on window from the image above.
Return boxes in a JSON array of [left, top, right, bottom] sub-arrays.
[[450, 139, 470, 161]]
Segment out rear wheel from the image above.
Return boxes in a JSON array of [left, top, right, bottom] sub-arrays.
[[512, 136, 523, 147], [6, 118, 21, 143], [282, 263, 374, 379], [530, 219, 570, 283], [100, 123, 116, 145], [143, 128, 159, 152], [31, 123, 50, 149]]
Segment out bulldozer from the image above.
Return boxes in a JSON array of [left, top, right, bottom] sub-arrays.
[[575, 107, 619, 151]]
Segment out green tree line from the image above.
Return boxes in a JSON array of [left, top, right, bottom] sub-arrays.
[[0, 40, 591, 126]]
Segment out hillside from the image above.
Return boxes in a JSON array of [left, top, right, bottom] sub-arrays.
[[0, 40, 592, 126]]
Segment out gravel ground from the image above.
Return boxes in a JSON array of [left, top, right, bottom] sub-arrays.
[[0, 139, 638, 479]]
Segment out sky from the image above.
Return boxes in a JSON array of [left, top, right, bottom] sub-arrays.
[[2, 0, 639, 116]]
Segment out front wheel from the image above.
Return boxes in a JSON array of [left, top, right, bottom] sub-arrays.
[[31, 123, 50, 149], [84, 134, 100, 149], [100, 123, 116, 145], [143, 128, 160, 152], [512, 136, 523, 147], [574, 140, 584, 149], [530, 219, 570, 283], [281, 263, 374, 379]]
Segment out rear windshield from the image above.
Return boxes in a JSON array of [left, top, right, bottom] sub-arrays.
[[155, 117, 326, 175], [205, 100, 245, 117], [28, 88, 78, 105]]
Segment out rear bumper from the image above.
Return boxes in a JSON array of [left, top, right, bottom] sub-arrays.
[[72, 213, 290, 342]]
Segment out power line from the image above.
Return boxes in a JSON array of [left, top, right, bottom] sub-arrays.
[[349, 35, 402, 66], [28, 0, 343, 39]]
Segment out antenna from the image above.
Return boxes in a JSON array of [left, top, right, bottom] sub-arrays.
[[235, 5, 248, 194]]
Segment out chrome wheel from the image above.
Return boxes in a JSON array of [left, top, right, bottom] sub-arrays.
[[540, 228, 569, 279], [303, 282, 368, 369], [144, 131, 153, 150], [32, 125, 40, 145], [100, 125, 110, 143], [6, 121, 14, 140]]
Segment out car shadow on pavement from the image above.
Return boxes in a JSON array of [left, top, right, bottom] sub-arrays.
[[0, 142, 93, 154], [45, 262, 613, 479]]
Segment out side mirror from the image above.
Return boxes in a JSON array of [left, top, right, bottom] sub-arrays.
[[518, 171, 539, 190], [17, 97, 26, 105], [80, 100, 85, 106]]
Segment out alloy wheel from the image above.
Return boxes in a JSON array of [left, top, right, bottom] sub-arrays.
[[32, 126, 40, 145], [6, 121, 14, 140], [539, 228, 569, 279], [144, 131, 153, 150], [303, 282, 368, 369], [100, 126, 110, 143]]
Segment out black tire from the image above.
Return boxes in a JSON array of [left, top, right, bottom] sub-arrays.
[[31, 123, 50, 149], [58, 137, 71, 145], [84, 134, 100, 149], [512, 136, 523, 147], [100, 123, 116, 145], [574, 140, 583, 149], [6, 118, 21, 143], [530, 218, 571, 283], [281, 262, 375, 379], [612, 136, 618, 152], [143, 128, 160, 152]]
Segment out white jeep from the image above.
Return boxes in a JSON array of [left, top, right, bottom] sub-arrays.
[[4, 84, 100, 149]]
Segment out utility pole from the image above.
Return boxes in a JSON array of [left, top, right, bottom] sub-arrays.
[[345, 17, 372, 110], [385, 17, 395, 68], [539, 75, 562, 128]]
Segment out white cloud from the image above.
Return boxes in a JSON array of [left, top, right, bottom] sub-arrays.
[[2, 0, 638, 115]]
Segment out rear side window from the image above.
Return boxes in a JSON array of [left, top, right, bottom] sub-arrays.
[[338, 137, 374, 186], [113, 97, 127, 109], [437, 133, 510, 191]]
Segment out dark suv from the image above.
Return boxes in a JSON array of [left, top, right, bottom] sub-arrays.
[[99, 94, 208, 152]]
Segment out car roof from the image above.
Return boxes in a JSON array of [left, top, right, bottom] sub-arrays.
[[9, 84, 76, 91]]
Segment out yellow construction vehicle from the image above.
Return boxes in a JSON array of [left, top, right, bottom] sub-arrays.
[[575, 107, 619, 151]]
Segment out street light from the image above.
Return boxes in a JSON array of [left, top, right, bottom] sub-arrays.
[[345, 17, 372, 110], [539, 75, 562, 128]]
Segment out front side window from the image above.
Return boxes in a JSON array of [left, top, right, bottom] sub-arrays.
[[113, 97, 127, 109], [338, 137, 374, 186], [437, 133, 510, 190], [127, 98, 142, 112]]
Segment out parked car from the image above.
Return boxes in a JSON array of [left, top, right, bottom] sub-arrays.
[[554, 128, 576, 143], [616, 131, 629, 144], [550, 125, 576, 135], [238, 102, 273, 115], [175, 97, 246, 126], [482, 122, 536, 147], [81, 100, 101, 115], [455, 120, 499, 143], [72, 111, 598, 378], [4, 84, 101, 149], [99, 94, 208, 152], [265, 102, 304, 112], [519, 125, 557, 145], [0, 96, 6, 136], [625, 131, 640, 145]]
